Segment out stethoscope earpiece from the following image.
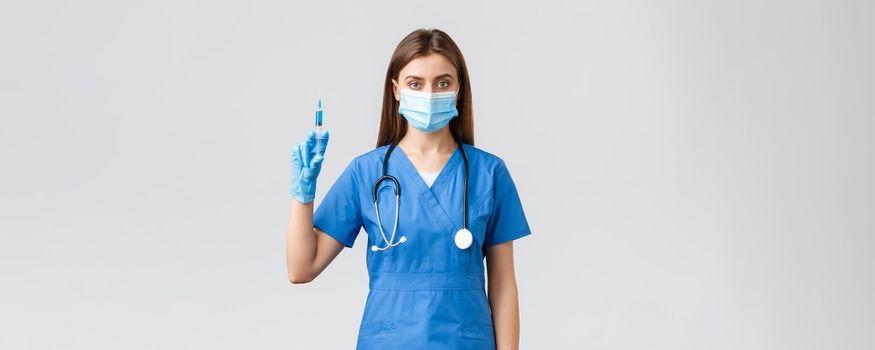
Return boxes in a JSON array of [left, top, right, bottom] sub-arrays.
[[372, 235, 406, 252]]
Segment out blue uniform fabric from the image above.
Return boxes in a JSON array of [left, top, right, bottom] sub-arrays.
[[313, 143, 531, 349]]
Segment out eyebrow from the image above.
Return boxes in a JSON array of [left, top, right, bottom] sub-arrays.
[[404, 74, 454, 81]]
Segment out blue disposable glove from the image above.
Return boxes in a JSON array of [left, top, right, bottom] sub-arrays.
[[290, 129, 330, 203]]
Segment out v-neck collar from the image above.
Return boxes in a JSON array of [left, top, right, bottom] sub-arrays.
[[392, 144, 462, 195], [387, 143, 463, 236]]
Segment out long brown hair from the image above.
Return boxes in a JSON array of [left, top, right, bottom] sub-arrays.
[[376, 28, 474, 147]]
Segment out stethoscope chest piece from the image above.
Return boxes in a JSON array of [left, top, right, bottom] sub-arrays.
[[454, 228, 473, 249]]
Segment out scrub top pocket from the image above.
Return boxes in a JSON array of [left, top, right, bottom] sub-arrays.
[[356, 322, 397, 348], [457, 323, 496, 349], [358, 322, 396, 338]]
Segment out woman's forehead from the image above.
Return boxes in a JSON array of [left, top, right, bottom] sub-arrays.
[[400, 53, 456, 79]]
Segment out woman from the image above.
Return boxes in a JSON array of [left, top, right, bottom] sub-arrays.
[[286, 28, 532, 350]]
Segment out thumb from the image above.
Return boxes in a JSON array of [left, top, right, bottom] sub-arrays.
[[311, 154, 325, 168]]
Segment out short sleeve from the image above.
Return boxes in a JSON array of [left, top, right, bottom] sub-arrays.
[[313, 160, 363, 248], [484, 160, 532, 247]]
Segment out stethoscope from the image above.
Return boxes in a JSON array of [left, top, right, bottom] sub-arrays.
[[370, 141, 473, 252]]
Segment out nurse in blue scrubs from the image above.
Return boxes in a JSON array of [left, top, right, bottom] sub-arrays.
[[286, 28, 532, 350]]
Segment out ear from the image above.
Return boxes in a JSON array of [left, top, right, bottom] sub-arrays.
[[391, 79, 400, 101]]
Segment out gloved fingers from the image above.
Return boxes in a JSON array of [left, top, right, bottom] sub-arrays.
[[305, 130, 317, 149], [301, 139, 311, 167], [290, 144, 300, 166], [292, 144, 304, 167], [303, 130, 329, 156], [305, 129, 329, 158]]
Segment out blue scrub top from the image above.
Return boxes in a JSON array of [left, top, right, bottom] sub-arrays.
[[313, 143, 531, 349]]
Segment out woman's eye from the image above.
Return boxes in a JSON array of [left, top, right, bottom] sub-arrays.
[[409, 82, 420, 89], [437, 81, 449, 88]]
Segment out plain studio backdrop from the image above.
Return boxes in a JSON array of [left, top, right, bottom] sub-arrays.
[[1, 0, 873, 349]]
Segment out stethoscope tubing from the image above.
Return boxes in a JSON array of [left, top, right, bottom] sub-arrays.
[[371, 141, 469, 251]]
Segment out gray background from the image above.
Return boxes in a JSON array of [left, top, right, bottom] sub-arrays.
[[1, 0, 873, 349]]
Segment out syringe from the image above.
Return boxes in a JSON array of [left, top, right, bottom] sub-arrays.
[[315, 98, 323, 152]]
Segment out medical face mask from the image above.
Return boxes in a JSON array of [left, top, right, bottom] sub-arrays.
[[398, 88, 459, 133]]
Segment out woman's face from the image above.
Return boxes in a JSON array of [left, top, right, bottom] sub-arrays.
[[392, 53, 459, 101]]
